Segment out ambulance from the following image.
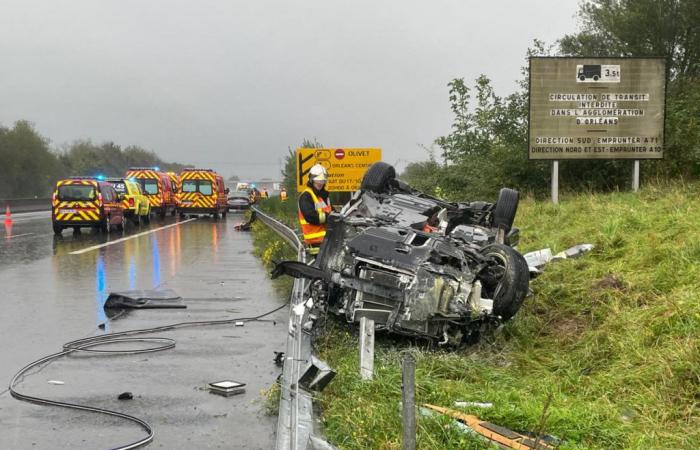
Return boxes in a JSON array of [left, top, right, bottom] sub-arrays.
[[124, 167, 177, 218], [52, 177, 125, 234], [178, 168, 229, 218]]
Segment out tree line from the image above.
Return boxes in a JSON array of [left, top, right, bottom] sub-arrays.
[[0, 120, 191, 198], [402, 0, 699, 201]]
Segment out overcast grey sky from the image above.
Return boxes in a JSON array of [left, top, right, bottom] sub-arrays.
[[0, 0, 579, 179]]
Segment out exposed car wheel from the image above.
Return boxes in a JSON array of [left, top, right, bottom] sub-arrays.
[[492, 188, 519, 232], [360, 162, 396, 193], [478, 244, 529, 321], [53, 224, 63, 235]]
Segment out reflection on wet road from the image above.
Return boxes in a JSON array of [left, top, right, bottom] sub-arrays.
[[0, 210, 287, 448], [0, 212, 215, 364]]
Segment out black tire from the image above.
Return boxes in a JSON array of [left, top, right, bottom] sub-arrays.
[[116, 216, 124, 232], [492, 188, 519, 232], [213, 212, 219, 220], [478, 244, 529, 321], [53, 224, 63, 235], [360, 162, 396, 193], [593, 75, 599, 81], [73, 226, 81, 234], [171, 207, 176, 217], [142, 213, 151, 225], [158, 208, 166, 219], [131, 214, 140, 226], [579, 75, 586, 81]]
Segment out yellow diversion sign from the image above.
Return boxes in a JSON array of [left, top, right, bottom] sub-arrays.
[[296, 148, 381, 192]]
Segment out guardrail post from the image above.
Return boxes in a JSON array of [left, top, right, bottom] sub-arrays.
[[402, 354, 416, 450], [359, 317, 374, 380]]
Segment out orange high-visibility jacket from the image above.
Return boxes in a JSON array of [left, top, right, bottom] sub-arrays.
[[298, 187, 332, 245]]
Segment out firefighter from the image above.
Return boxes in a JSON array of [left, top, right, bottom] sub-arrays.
[[280, 187, 288, 202], [262, 188, 269, 198], [298, 164, 331, 255]]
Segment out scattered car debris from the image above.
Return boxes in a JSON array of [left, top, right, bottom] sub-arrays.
[[298, 356, 336, 392], [273, 162, 530, 346], [234, 211, 256, 231], [423, 404, 555, 450], [47, 380, 64, 385], [207, 380, 246, 397], [117, 392, 133, 400], [524, 244, 594, 275], [454, 401, 493, 408], [104, 289, 186, 310]]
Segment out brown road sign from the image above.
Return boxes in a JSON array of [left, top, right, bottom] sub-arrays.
[[529, 57, 665, 160]]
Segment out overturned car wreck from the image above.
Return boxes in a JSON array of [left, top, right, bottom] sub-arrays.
[[274, 162, 529, 345]]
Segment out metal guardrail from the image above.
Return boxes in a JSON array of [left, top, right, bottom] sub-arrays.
[[251, 207, 333, 450], [251, 207, 303, 252], [1, 197, 52, 213]]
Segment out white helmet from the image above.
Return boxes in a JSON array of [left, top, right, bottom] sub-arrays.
[[309, 163, 328, 182]]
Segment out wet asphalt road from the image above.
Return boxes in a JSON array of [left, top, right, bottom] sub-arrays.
[[0, 212, 288, 449]]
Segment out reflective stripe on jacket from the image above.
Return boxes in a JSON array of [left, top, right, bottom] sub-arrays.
[[298, 187, 332, 245]]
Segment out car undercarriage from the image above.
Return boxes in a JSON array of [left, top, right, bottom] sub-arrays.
[[274, 162, 530, 345]]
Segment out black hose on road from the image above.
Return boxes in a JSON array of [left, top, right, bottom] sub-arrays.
[[9, 301, 290, 450]]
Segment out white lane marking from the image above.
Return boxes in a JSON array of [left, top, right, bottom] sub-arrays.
[[69, 218, 197, 255], [2, 232, 35, 240]]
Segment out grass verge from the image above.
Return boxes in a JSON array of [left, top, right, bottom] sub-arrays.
[[251, 184, 700, 449]]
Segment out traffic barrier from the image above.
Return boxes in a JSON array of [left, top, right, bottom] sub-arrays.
[[251, 207, 333, 450], [1, 198, 52, 214]]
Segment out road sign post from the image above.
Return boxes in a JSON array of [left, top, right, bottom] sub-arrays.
[[552, 160, 559, 205]]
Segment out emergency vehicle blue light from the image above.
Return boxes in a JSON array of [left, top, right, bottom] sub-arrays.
[[154, 166, 160, 171], [96, 174, 106, 181]]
